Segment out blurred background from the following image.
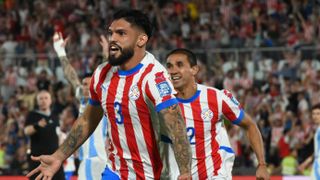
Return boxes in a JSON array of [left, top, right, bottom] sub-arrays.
[[0, 0, 319, 178]]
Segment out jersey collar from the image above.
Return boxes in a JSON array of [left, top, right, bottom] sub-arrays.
[[118, 63, 143, 76], [176, 90, 201, 103]]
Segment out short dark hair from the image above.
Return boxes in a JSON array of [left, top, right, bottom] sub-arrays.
[[166, 48, 197, 67], [82, 72, 93, 79], [312, 103, 320, 111], [113, 9, 153, 38]]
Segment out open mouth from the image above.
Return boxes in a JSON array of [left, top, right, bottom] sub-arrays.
[[171, 76, 181, 82], [109, 44, 121, 55]]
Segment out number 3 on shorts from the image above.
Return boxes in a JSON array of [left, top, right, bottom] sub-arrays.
[[114, 102, 124, 124], [186, 127, 195, 145]]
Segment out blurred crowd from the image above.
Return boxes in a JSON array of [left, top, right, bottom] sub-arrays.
[[1, 0, 320, 176]]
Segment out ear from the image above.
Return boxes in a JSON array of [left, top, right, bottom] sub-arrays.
[[137, 34, 148, 47], [191, 65, 199, 76]]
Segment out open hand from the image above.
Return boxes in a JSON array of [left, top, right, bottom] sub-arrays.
[[99, 35, 109, 61], [53, 32, 70, 57], [26, 155, 63, 180]]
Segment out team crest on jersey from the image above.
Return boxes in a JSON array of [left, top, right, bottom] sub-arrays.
[[129, 84, 140, 100], [201, 108, 213, 121], [155, 72, 172, 97]]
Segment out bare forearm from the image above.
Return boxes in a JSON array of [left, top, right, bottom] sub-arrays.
[[59, 56, 81, 89], [54, 116, 91, 160], [170, 119, 191, 174], [246, 124, 266, 164], [54, 105, 103, 161], [161, 104, 191, 174]]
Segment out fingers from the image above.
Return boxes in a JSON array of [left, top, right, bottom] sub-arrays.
[[100, 35, 108, 46], [53, 32, 65, 42], [100, 35, 108, 42], [63, 36, 70, 46], [26, 165, 40, 177], [31, 155, 41, 161], [35, 172, 43, 180], [53, 32, 59, 41], [43, 175, 51, 180]]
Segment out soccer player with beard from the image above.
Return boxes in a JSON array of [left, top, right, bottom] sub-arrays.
[[52, 32, 118, 180], [164, 48, 270, 180], [27, 9, 192, 180]]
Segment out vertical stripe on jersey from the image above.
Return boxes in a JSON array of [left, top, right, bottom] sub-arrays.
[[94, 64, 111, 101], [222, 101, 237, 122], [85, 159, 93, 180], [178, 104, 185, 123], [191, 98, 207, 179], [106, 74, 129, 179], [145, 83, 156, 105], [136, 64, 163, 179], [207, 89, 222, 175], [121, 75, 146, 179], [108, 140, 116, 171], [89, 136, 98, 157]]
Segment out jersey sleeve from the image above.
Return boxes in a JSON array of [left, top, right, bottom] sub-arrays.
[[220, 89, 244, 125], [89, 71, 101, 106], [145, 70, 178, 112]]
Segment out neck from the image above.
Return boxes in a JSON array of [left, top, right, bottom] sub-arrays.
[[120, 50, 146, 70], [38, 108, 50, 115], [176, 83, 197, 99]]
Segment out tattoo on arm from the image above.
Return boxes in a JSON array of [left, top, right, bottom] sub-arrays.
[[59, 56, 81, 90], [61, 124, 83, 156], [160, 104, 191, 174]]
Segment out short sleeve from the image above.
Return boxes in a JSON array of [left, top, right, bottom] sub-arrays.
[[145, 71, 178, 112], [221, 89, 244, 125], [89, 71, 101, 106]]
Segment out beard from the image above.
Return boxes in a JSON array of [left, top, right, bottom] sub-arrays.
[[108, 45, 134, 66]]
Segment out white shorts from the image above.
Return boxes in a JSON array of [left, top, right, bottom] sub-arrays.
[[159, 139, 180, 180], [210, 147, 235, 180], [78, 156, 107, 180], [311, 160, 320, 180]]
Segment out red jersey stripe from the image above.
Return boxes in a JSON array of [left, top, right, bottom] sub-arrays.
[[190, 98, 207, 179], [207, 89, 222, 176], [222, 101, 238, 122], [179, 104, 185, 124], [145, 82, 155, 105], [106, 74, 129, 179], [136, 64, 163, 179], [122, 75, 146, 179]]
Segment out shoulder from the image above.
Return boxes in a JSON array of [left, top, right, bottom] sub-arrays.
[[27, 110, 38, 117], [91, 62, 113, 88], [198, 84, 220, 93], [92, 62, 113, 78]]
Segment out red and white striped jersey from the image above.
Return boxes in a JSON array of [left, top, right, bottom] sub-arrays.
[[177, 84, 244, 179], [89, 52, 178, 180]]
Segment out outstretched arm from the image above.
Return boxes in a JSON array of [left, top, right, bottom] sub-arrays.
[[159, 104, 191, 179], [239, 113, 270, 180], [53, 32, 81, 90], [27, 104, 103, 179]]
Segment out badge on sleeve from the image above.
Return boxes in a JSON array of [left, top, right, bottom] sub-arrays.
[[155, 72, 172, 97]]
